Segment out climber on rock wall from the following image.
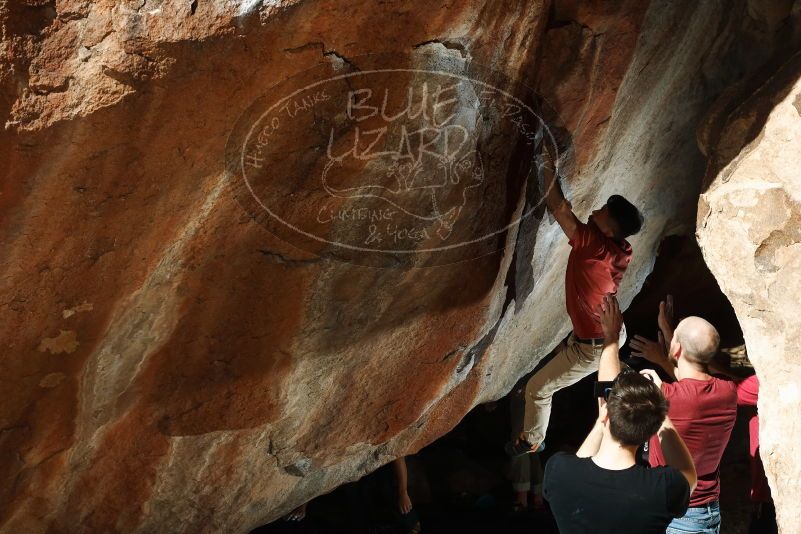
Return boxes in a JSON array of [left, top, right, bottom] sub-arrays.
[[506, 144, 644, 458]]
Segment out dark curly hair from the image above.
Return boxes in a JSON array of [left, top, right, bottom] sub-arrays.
[[606, 369, 668, 446], [607, 195, 644, 239]]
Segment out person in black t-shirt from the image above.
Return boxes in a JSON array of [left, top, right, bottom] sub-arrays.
[[543, 295, 697, 533]]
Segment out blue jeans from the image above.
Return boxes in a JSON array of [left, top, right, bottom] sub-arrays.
[[667, 500, 721, 534]]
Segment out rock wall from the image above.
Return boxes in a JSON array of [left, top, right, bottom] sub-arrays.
[[0, 0, 798, 532], [698, 50, 801, 534]]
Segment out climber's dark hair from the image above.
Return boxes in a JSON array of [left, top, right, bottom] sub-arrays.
[[607, 194, 643, 239], [606, 369, 668, 446]]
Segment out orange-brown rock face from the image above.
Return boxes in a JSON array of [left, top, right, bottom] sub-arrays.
[[0, 1, 797, 532]]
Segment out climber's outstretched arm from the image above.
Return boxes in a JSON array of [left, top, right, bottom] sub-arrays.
[[542, 148, 579, 240]]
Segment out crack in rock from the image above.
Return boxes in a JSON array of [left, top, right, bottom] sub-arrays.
[[413, 38, 470, 60]]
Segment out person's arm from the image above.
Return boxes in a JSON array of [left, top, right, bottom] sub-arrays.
[[657, 416, 697, 493], [392, 457, 412, 514], [576, 295, 622, 458], [596, 294, 623, 381], [576, 404, 606, 458], [658, 295, 675, 351], [629, 333, 676, 380], [736, 375, 759, 407], [576, 295, 623, 458], [541, 147, 579, 240], [640, 369, 695, 490]]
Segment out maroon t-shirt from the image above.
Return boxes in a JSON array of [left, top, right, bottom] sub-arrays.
[[566, 221, 632, 338], [649, 377, 738, 507], [737, 375, 771, 502]]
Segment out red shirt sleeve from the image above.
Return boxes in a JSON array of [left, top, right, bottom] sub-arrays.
[[568, 221, 605, 255], [737, 375, 759, 407], [661, 381, 676, 400]]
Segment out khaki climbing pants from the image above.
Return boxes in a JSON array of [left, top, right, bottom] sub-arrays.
[[521, 326, 626, 446], [509, 370, 544, 493]]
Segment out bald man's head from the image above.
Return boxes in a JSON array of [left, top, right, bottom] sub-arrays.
[[673, 317, 720, 364]]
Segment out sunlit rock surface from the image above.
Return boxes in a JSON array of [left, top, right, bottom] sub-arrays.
[[0, 0, 798, 531], [698, 50, 801, 534]]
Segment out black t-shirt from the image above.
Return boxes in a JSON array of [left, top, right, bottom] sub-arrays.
[[543, 452, 690, 533]]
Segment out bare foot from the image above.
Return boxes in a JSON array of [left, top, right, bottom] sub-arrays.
[[398, 491, 413, 515]]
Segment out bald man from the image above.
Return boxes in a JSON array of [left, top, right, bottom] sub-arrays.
[[633, 310, 737, 534]]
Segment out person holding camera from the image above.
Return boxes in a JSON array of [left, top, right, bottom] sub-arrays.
[[543, 295, 697, 533]]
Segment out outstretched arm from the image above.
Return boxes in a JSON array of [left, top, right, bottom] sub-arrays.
[[630, 333, 677, 380], [576, 295, 623, 458], [597, 294, 623, 382], [658, 295, 675, 350], [639, 370, 697, 491], [541, 147, 579, 240], [576, 405, 606, 458], [657, 416, 698, 493]]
